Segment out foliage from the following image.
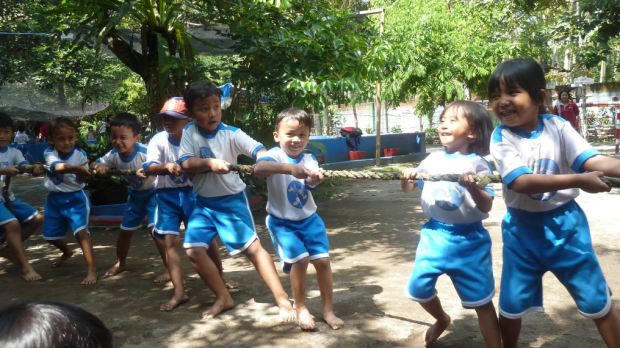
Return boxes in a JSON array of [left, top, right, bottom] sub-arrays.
[[424, 127, 438, 144], [389, 125, 402, 133]]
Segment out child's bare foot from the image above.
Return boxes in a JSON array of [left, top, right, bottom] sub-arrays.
[[104, 263, 125, 277], [296, 307, 317, 331], [323, 311, 344, 330], [423, 314, 451, 347], [21, 268, 42, 282], [278, 300, 296, 323], [81, 271, 98, 285], [201, 296, 234, 319], [52, 250, 74, 268], [154, 270, 171, 283], [160, 292, 189, 312], [222, 275, 239, 289]]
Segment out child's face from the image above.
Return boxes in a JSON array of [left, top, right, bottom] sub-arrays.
[[274, 118, 310, 159], [110, 125, 140, 157], [490, 77, 544, 131], [50, 127, 77, 155], [0, 126, 12, 149], [161, 115, 190, 138], [188, 95, 221, 134], [438, 106, 474, 154]]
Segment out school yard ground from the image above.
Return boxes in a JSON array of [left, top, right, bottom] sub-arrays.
[[1, 143, 620, 348]]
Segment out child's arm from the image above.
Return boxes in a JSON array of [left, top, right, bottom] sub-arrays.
[[145, 162, 182, 176], [90, 150, 116, 177], [510, 172, 609, 194], [458, 172, 493, 213], [0, 166, 20, 177], [254, 161, 310, 179], [180, 157, 229, 174], [582, 155, 620, 178], [89, 161, 110, 176], [401, 168, 418, 193], [52, 161, 92, 177]]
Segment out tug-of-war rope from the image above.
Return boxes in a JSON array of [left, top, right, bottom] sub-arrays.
[[14, 163, 620, 189]]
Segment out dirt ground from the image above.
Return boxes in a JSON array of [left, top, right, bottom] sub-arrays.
[[2, 144, 620, 348]]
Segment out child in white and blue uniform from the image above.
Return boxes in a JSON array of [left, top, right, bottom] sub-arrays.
[[488, 58, 620, 347], [401, 101, 500, 347]]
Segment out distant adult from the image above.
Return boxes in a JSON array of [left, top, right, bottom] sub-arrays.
[[39, 122, 49, 142], [553, 90, 580, 131], [86, 126, 97, 140], [14, 125, 29, 145]]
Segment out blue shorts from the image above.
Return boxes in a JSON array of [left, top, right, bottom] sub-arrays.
[[153, 186, 195, 240], [0, 198, 39, 243], [406, 219, 495, 308], [266, 213, 329, 274], [121, 188, 156, 231], [43, 191, 91, 240], [183, 191, 258, 255], [500, 200, 611, 319]]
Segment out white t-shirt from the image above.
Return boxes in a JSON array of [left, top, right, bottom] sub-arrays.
[[44, 147, 89, 192], [416, 151, 494, 225], [0, 147, 28, 202], [96, 143, 155, 191], [14, 132, 28, 144], [145, 131, 192, 189], [258, 147, 319, 221], [178, 122, 264, 198], [490, 114, 599, 212]]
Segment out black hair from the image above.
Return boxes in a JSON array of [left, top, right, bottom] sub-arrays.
[[275, 107, 313, 131], [0, 302, 113, 348], [559, 89, 572, 100], [183, 81, 221, 112], [441, 100, 494, 156], [0, 112, 13, 129], [487, 58, 547, 115], [110, 112, 141, 136], [49, 117, 77, 138], [18, 125, 26, 132]]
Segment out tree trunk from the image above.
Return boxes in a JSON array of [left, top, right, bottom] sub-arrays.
[[352, 103, 358, 129], [323, 90, 330, 135]]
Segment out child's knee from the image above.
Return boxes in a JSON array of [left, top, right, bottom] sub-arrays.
[[311, 257, 330, 269], [241, 240, 263, 257], [74, 229, 90, 240], [185, 247, 205, 260], [4, 220, 21, 234]]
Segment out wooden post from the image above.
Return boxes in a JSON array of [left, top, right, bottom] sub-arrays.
[[375, 9, 385, 166], [352, 102, 359, 129]]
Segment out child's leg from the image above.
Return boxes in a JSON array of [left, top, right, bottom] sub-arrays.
[[105, 229, 135, 277], [3, 220, 41, 281], [47, 239, 74, 268], [207, 239, 238, 289], [290, 257, 315, 330], [160, 234, 188, 312], [21, 213, 44, 240], [151, 228, 170, 283], [499, 315, 521, 348], [311, 257, 344, 330], [474, 302, 501, 348], [419, 297, 451, 347], [185, 247, 234, 319], [593, 308, 620, 348], [242, 240, 295, 323], [75, 230, 97, 285]]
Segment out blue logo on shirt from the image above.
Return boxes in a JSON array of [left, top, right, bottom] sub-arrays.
[[170, 173, 188, 184], [200, 147, 215, 159], [0, 161, 8, 183], [125, 175, 144, 189], [287, 181, 308, 209], [433, 183, 466, 211], [528, 158, 559, 201], [47, 172, 64, 185]]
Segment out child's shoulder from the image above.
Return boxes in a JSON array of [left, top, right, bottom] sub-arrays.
[[136, 142, 148, 154]]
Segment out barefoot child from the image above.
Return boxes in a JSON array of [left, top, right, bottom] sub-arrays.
[[43, 117, 97, 285], [401, 101, 500, 347], [254, 107, 344, 331], [179, 81, 295, 321], [144, 97, 238, 312], [488, 58, 620, 348], [90, 113, 168, 282], [0, 112, 45, 281]]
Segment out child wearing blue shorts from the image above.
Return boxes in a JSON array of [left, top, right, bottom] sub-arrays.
[[144, 97, 238, 312], [0, 112, 45, 282], [255, 107, 344, 331], [90, 113, 168, 282], [179, 81, 294, 321], [43, 117, 97, 285], [488, 58, 620, 348], [401, 101, 500, 347]]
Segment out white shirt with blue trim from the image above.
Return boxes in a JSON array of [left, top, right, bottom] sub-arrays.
[[0, 146, 28, 202], [416, 151, 494, 225], [14, 132, 28, 144], [96, 143, 155, 191], [258, 147, 319, 221], [144, 131, 192, 189], [178, 122, 265, 198], [44, 147, 88, 192], [490, 114, 598, 212]]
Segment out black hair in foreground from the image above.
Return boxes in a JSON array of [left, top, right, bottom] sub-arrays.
[[184, 81, 222, 112], [487, 58, 547, 115], [442, 100, 494, 156], [275, 107, 313, 131], [49, 117, 77, 138], [0, 112, 13, 129], [110, 112, 141, 136], [0, 302, 113, 348]]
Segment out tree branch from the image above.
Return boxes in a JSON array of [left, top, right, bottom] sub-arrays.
[[102, 28, 144, 78]]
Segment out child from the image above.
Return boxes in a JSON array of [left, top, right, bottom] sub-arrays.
[[488, 58, 620, 348], [14, 125, 29, 145], [178, 81, 295, 321], [90, 113, 169, 282], [401, 101, 500, 347], [254, 108, 344, 331], [144, 97, 238, 312], [0, 112, 45, 281], [43, 117, 97, 285], [86, 126, 96, 141]]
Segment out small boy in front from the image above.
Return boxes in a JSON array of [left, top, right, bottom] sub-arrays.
[[0, 112, 45, 281], [255, 108, 344, 331], [178, 81, 295, 321], [90, 113, 168, 282]]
